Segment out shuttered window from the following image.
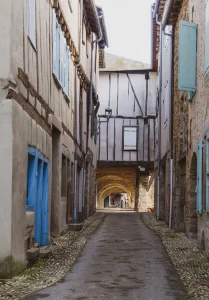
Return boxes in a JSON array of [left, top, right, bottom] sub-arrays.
[[178, 21, 197, 92], [197, 139, 203, 213], [206, 133, 209, 212], [123, 127, 137, 151], [27, 0, 36, 48], [205, 0, 209, 76], [52, 10, 70, 100], [64, 45, 70, 97]]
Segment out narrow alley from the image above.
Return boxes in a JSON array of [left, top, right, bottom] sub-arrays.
[[26, 212, 187, 300]]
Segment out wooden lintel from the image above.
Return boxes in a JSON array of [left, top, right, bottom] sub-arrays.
[[59, 17, 64, 25], [52, 0, 59, 9], [55, 8, 61, 17], [62, 24, 67, 32], [65, 31, 70, 39]]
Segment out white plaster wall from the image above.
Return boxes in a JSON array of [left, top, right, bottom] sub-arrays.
[[98, 72, 157, 162], [0, 100, 13, 259], [99, 72, 157, 117], [160, 25, 172, 159], [0, 1, 12, 79]]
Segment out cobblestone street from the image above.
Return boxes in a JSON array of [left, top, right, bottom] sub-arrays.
[[26, 212, 187, 300], [142, 213, 209, 300], [0, 213, 106, 300]]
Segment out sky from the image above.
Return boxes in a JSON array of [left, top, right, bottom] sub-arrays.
[[95, 0, 154, 65]]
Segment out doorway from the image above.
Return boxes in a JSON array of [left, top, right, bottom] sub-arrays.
[[27, 147, 49, 246]]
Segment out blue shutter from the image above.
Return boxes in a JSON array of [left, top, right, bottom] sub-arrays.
[[27, 0, 36, 48], [60, 31, 64, 87], [206, 133, 209, 213], [178, 21, 197, 92], [56, 22, 60, 80], [205, 0, 209, 76], [64, 46, 70, 98], [197, 139, 203, 213]]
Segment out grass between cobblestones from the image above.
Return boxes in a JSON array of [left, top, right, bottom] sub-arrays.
[[142, 213, 209, 300], [0, 213, 106, 300]]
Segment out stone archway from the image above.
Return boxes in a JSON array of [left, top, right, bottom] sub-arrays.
[[97, 169, 136, 209]]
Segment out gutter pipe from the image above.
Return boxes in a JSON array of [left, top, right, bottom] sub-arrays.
[[156, 14, 162, 220], [81, 7, 103, 220], [164, 27, 174, 228], [73, 0, 83, 223]]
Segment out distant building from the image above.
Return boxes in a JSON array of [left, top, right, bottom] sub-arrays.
[[97, 53, 157, 211]]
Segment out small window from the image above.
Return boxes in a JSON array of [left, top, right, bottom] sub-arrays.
[[123, 126, 137, 151], [27, 0, 36, 48]]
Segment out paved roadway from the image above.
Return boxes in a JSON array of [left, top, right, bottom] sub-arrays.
[[26, 212, 187, 300]]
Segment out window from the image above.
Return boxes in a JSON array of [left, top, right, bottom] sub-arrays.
[[205, 0, 209, 76], [123, 126, 137, 151], [178, 20, 197, 92], [52, 10, 70, 99], [27, 0, 36, 48]]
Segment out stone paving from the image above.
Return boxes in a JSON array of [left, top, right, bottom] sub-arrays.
[[142, 213, 209, 300], [0, 213, 106, 300]]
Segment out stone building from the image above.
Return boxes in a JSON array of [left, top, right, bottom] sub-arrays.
[[154, 0, 209, 253], [97, 53, 157, 211], [0, 0, 107, 278]]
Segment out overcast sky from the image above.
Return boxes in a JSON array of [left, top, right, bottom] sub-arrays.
[[95, 0, 154, 65]]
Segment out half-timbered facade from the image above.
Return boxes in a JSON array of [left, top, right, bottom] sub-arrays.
[[0, 0, 107, 278], [97, 54, 157, 210]]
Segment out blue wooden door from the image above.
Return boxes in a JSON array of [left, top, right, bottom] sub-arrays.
[[41, 162, 49, 246], [27, 147, 49, 246], [35, 159, 43, 244]]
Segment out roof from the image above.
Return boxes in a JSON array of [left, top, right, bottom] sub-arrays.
[[84, 0, 101, 37], [100, 53, 150, 72], [96, 6, 108, 49], [153, 0, 183, 25], [152, 0, 183, 59]]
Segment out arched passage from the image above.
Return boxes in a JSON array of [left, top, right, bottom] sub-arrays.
[[97, 174, 135, 208]]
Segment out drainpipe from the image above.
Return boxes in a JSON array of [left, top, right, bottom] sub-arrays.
[[81, 9, 103, 219], [164, 27, 174, 228], [89, 13, 103, 115], [73, 0, 83, 223], [156, 14, 163, 220]]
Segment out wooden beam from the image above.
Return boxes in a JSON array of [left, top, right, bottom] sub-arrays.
[[126, 74, 144, 116]]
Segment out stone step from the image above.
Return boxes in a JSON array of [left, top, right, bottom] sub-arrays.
[[68, 223, 83, 231], [26, 247, 40, 261], [39, 247, 53, 259]]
